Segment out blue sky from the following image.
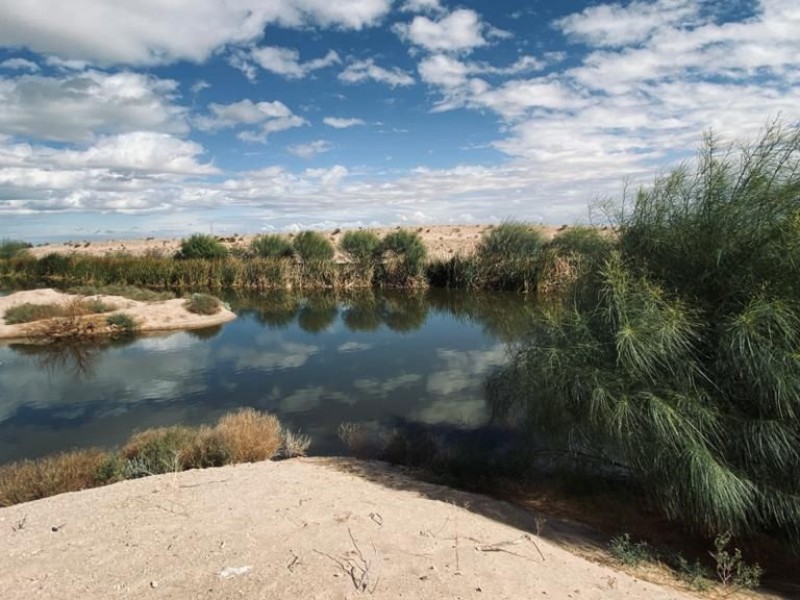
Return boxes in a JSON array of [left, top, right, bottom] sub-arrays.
[[0, 0, 797, 241]]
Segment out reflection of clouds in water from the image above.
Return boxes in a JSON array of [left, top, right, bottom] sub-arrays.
[[219, 332, 319, 373], [280, 386, 352, 413], [353, 373, 422, 398], [415, 344, 508, 426], [0, 332, 214, 423], [337, 341, 375, 354]]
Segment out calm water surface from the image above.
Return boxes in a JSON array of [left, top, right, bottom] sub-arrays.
[[0, 290, 537, 464]]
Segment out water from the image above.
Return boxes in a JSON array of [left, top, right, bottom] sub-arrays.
[[0, 290, 537, 464]]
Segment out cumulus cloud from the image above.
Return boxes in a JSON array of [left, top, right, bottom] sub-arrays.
[[394, 9, 490, 53], [0, 71, 188, 143], [400, 0, 443, 13], [0, 0, 393, 66], [338, 59, 415, 87], [0, 58, 39, 72], [250, 46, 340, 79], [195, 99, 307, 142], [287, 139, 332, 158], [323, 117, 366, 128]]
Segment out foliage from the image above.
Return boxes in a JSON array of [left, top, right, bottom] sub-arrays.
[[609, 533, 657, 566], [340, 230, 381, 268], [476, 222, 545, 261], [3, 302, 66, 324], [0, 239, 32, 260], [250, 234, 294, 259], [106, 312, 138, 333], [176, 233, 228, 260], [292, 230, 334, 262], [213, 408, 283, 463], [68, 284, 175, 302], [487, 122, 800, 542], [380, 230, 427, 286], [184, 293, 222, 315], [710, 532, 763, 590]]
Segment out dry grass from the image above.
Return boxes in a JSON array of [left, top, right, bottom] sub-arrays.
[[282, 430, 312, 458], [0, 449, 107, 507], [215, 408, 283, 463]]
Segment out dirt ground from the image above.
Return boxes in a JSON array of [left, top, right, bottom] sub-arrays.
[[29, 224, 566, 262], [0, 288, 235, 340], [0, 458, 701, 600]]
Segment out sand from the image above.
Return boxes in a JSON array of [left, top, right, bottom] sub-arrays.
[[28, 224, 568, 262], [0, 458, 699, 600], [0, 289, 235, 340]]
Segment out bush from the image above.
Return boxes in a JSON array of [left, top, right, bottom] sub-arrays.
[[176, 234, 227, 260], [0, 239, 32, 260], [3, 302, 65, 324], [380, 230, 427, 285], [214, 408, 283, 463], [106, 313, 138, 333], [250, 234, 294, 259], [487, 122, 800, 542], [293, 231, 334, 263], [68, 285, 175, 302], [340, 230, 381, 267], [184, 293, 222, 315], [476, 222, 544, 262]]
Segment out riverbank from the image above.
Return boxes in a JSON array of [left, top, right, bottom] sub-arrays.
[[0, 457, 699, 600], [0, 289, 235, 340]]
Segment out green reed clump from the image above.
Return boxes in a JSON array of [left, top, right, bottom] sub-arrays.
[[176, 233, 228, 259], [340, 230, 381, 270], [380, 230, 427, 287], [473, 223, 545, 292], [106, 313, 138, 333], [250, 234, 294, 258], [0, 239, 32, 260], [184, 293, 222, 315], [487, 121, 800, 544], [293, 231, 334, 262]]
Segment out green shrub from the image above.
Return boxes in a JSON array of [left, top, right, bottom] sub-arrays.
[[106, 313, 138, 333], [68, 285, 175, 302], [293, 231, 334, 262], [176, 233, 227, 260], [0, 239, 32, 260], [250, 234, 294, 258], [711, 532, 763, 590], [340, 230, 381, 267], [3, 303, 65, 324], [380, 230, 427, 285], [476, 222, 544, 261], [609, 533, 657, 566], [184, 293, 222, 315]]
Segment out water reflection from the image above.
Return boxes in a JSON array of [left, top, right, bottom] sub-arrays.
[[0, 289, 538, 464]]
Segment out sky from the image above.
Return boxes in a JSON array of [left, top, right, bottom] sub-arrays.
[[0, 0, 798, 242]]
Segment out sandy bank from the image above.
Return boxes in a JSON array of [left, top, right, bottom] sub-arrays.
[[28, 224, 566, 262], [0, 289, 235, 340], [0, 458, 696, 600]]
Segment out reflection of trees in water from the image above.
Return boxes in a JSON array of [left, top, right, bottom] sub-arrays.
[[9, 336, 136, 378], [233, 289, 539, 339], [297, 294, 338, 333], [185, 325, 223, 340]]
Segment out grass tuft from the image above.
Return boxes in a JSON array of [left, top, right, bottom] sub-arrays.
[[214, 408, 283, 463], [184, 293, 222, 315]]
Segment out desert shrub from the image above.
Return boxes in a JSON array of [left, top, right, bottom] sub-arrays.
[[380, 230, 427, 286], [0, 239, 32, 260], [340, 230, 381, 268], [0, 449, 107, 506], [710, 531, 763, 590], [3, 303, 65, 324], [476, 222, 544, 261], [83, 298, 116, 313], [250, 234, 294, 259], [176, 233, 227, 260], [609, 533, 657, 566], [282, 430, 312, 458], [214, 408, 283, 463], [487, 122, 800, 542], [106, 313, 138, 333], [293, 231, 334, 263], [122, 426, 201, 476], [184, 293, 222, 315]]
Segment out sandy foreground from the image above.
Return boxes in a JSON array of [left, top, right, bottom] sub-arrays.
[[0, 289, 235, 340], [0, 458, 696, 600], [28, 224, 567, 262]]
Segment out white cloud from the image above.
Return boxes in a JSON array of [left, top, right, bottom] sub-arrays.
[[338, 59, 415, 87], [0, 58, 39, 72], [400, 0, 442, 13], [195, 99, 307, 142], [190, 80, 210, 94], [0, 0, 393, 66], [556, 0, 698, 47], [251, 46, 340, 79], [394, 9, 489, 53], [0, 70, 188, 142], [287, 139, 332, 158], [323, 117, 366, 128], [418, 53, 544, 88]]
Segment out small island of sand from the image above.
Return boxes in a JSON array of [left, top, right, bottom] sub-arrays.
[[0, 288, 235, 341]]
